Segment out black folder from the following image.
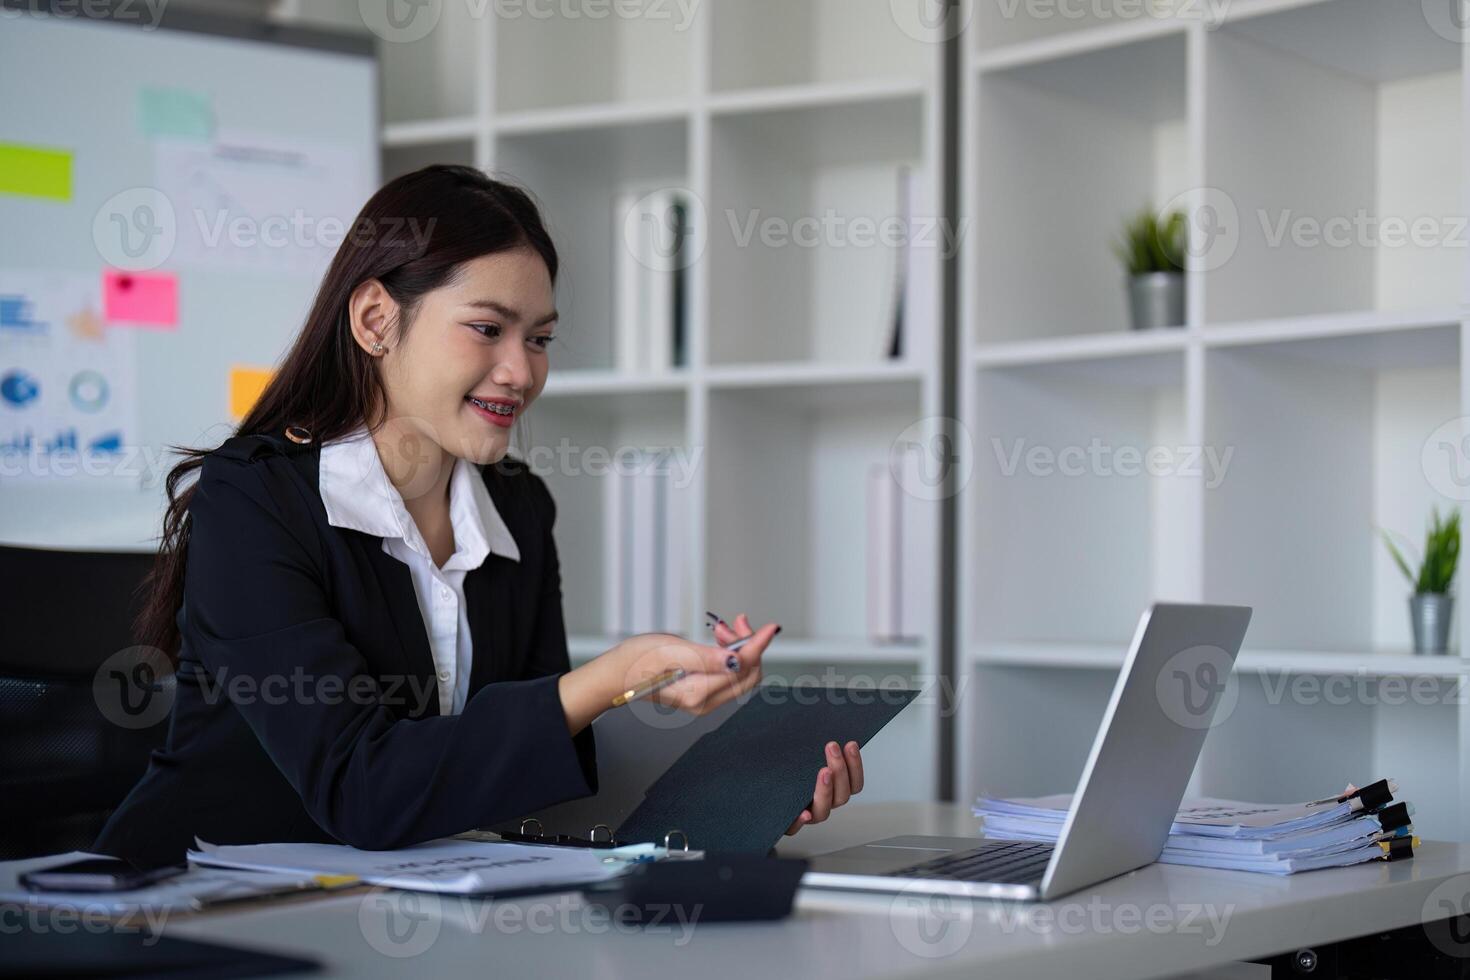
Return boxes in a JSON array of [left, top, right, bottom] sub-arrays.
[[613, 684, 919, 853]]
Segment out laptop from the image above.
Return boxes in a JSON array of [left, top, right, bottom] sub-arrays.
[[803, 602, 1252, 901]]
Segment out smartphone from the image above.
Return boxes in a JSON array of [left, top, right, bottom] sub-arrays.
[[19, 857, 186, 892]]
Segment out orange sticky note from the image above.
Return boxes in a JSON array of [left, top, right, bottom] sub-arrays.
[[103, 268, 178, 327], [229, 366, 273, 421]]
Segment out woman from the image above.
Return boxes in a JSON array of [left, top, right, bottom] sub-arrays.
[[95, 165, 864, 867]]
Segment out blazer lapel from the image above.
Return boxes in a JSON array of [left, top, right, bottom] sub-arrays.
[[464, 556, 523, 691], [356, 541, 441, 718], [300, 434, 441, 719]]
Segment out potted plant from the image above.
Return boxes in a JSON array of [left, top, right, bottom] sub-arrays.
[[1382, 508, 1460, 655], [1113, 208, 1186, 330]]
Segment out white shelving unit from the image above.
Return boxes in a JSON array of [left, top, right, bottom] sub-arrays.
[[379, 0, 946, 801], [959, 0, 1470, 841]]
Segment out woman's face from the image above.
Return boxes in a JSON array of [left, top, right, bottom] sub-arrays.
[[375, 247, 557, 467]]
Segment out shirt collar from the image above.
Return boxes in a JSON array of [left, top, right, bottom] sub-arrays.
[[318, 425, 520, 566]]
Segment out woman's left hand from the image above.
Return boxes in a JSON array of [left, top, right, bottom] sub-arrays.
[[784, 739, 864, 835], [710, 613, 866, 836]]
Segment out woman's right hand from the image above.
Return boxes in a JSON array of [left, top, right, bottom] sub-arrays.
[[557, 619, 779, 734]]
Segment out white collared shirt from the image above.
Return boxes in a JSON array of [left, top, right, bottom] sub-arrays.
[[317, 425, 520, 716]]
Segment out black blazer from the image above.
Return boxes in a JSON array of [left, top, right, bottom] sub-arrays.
[[94, 431, 597, 868]]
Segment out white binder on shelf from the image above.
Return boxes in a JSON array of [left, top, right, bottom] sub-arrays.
[[895, 443, 933, 641], [866, 463, 901, 641], [603, 448, 686, 637], [612, 190, 682, 374], [613, 189, 647, 376]]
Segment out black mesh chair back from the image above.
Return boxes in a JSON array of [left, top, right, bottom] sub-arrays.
[[0, 545, 171, 859]]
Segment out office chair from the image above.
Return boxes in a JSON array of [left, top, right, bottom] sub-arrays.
[[0, 545, 171, 859]]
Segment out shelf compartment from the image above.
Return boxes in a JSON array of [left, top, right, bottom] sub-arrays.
[[705, 375, 932, 643], [968, 351, 1193, 647], [518, 388, 689, 637], [965, 656, 1465, 841], [973, 30, 1189, 342], [974, 0, 1182, 55], [1202, 324, 1462, 654], [496, 118, 689, 374], [494, 6, 692, 114], [377, 10, 482, 124], [710, 0, 931, 92], [1191, 671, 1462, 842], [380, 139, 475, 182], [1203, 0, 1465, 324], [964, 663, 1117, 801], [708, 96, 926, 366]]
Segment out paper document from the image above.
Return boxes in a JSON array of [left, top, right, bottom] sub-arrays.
[[190, 838, 625, 895], [0, 851, 317, 918], [975, 781, 1415, 876], [979, 793, 1358, 838]]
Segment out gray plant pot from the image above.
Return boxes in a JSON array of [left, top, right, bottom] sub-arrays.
[[1410, 593, 1454, 655], [1128, 272, 1185, 330]]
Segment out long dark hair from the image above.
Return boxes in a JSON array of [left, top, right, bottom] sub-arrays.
[[136, 165, 559, 660]]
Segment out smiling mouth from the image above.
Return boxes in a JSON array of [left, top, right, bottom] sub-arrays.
[[466, 396, 515, 416]]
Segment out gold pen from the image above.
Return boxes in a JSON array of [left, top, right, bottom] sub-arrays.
[[187, 874, 361, 912], [612, 667, 687, 707]]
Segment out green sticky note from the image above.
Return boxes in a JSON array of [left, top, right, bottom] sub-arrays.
[[0, 142, 72, 201], [138, 86, 214, 141]]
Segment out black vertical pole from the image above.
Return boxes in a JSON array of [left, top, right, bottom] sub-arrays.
[[937, 0, 963, 804]]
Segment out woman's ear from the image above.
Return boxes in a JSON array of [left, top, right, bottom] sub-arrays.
[[347, 279, 398, 356]]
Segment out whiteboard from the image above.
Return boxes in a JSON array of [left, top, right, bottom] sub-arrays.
[[0, 11, 377, 550]]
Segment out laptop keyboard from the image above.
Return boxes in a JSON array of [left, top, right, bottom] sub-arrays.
[[892, 841, 1054, 885]]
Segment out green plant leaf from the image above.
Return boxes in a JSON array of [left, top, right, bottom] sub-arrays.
[[1395, 508, 1461, 595], [1114, 207, 1187, 277], [1381, 530, 1418, 587]]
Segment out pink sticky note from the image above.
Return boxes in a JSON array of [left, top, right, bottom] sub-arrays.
[[103, 269, 178, 328]]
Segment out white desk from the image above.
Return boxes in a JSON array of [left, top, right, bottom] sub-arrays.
[[156, 803, 1470, 980]]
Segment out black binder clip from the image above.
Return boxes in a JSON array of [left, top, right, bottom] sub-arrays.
[[1308, 779, 1395, 811], [1376, 802, 1412, 833], [1383, 835, 1415, 862], [1348, 780, 1395, 811]]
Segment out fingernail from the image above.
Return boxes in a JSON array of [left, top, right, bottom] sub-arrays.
[[726, 654, 740, 672], [821, 771, 831, 786]]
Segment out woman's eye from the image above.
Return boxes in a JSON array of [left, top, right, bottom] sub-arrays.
[[470, 322, 502, 339], [530, 335, 556, 351]]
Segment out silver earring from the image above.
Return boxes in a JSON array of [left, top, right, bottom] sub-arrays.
[[371, 341, 384, 355]]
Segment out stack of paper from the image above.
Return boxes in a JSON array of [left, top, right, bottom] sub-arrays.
[[191, 838, 626, 895], [974, 780, 1416, 875]]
